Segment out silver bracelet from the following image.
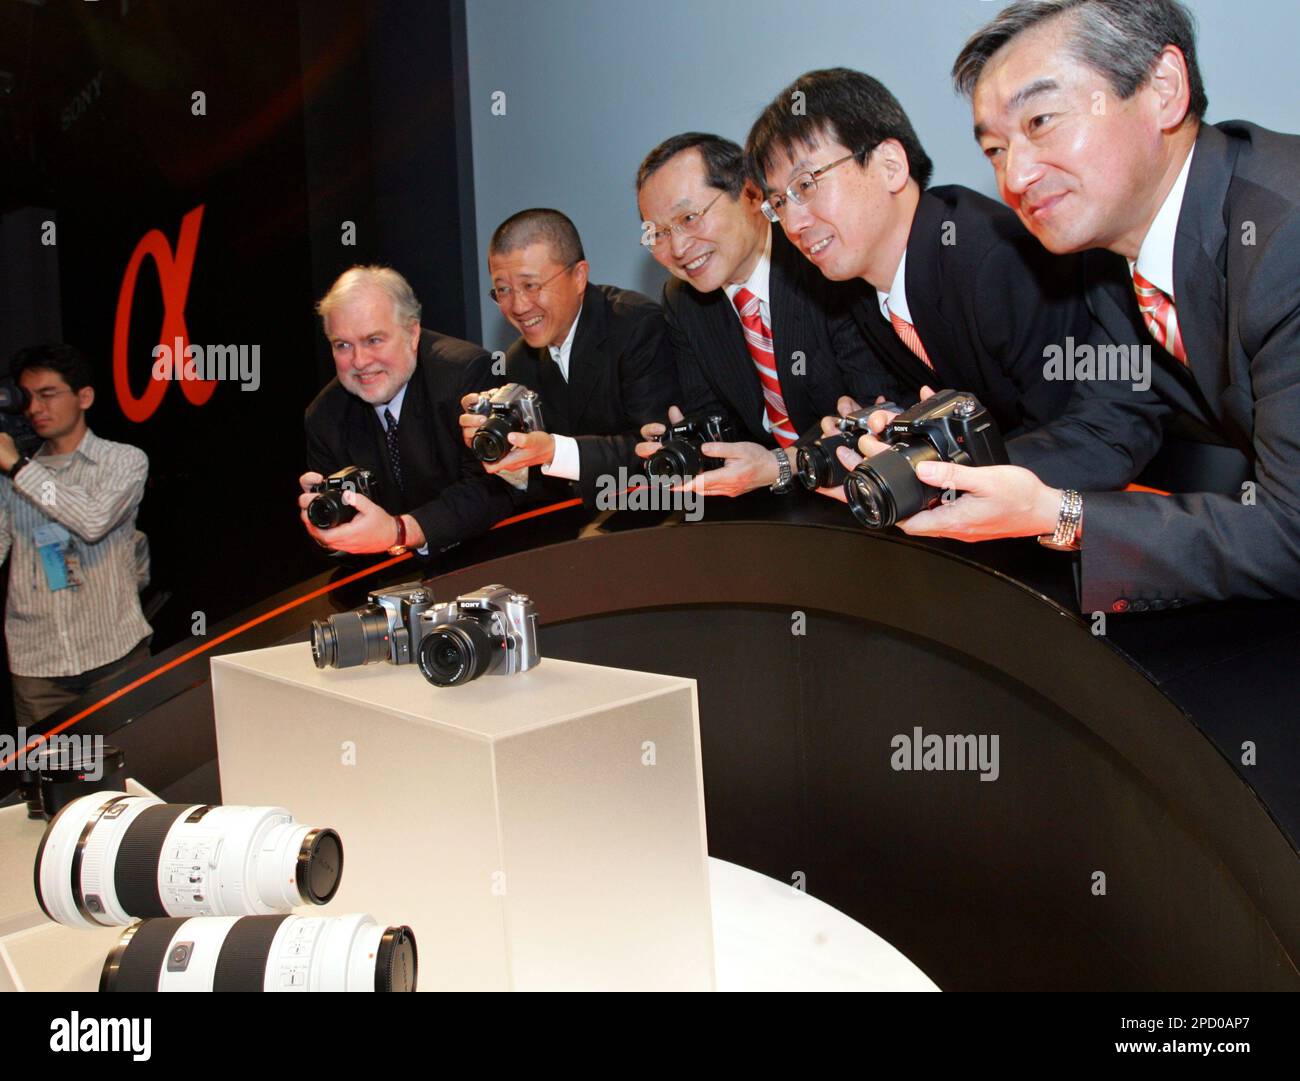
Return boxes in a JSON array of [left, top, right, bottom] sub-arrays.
[[1037, 489, 1082, 551]]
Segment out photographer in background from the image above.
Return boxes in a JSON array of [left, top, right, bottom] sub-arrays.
[[0, 345, 152, 726], [300, 265, 518, 557]]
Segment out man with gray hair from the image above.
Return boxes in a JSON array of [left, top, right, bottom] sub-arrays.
[[845, 0, 1300, 615], [300, 265, 516, 557]]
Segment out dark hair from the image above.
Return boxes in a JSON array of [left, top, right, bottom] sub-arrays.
[[745, 68, 933, 191], [952, 0, 1207, 120], [489, 208, 585, 266], [10, 343, 94, 392], [636, 132, 746, 196]]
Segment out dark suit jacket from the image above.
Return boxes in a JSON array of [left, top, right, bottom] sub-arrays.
[[305, 329, 516, 554], [663, 225, 898, 445], [1010, 121, 1300, 611], [497, 282, 678, 507], [852, 185, 1094, 437]]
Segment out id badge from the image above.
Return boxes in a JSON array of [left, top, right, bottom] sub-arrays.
[[33, 522, 75, 592]]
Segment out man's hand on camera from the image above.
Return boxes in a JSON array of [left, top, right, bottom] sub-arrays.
[[459, 390, 492, 449], [299, 489, 420, 554], [634, 405, 686, 461], [679, 442, 779, 497], [482, 430, 555, 474], [0, 432, 20, 472]]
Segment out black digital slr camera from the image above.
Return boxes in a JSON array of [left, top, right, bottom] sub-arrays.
[[645, 412, 738, 480], [843, 390, 1007, 529], [794, 407, 890, 491], [0, 381, 40, 455], [468, 384, 544, 463], [308, 466, 379, 529], [311, 582, 434, 669]]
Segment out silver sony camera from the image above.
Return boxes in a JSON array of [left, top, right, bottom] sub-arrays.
[[311, 582, 436, 669], [415, 584, 540, 686], [468, 383, 545, 463]]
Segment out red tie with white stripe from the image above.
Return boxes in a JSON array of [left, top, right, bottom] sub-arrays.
[[1131, 267, 1188, 364], [888, 305, 934, 369], [733, 286, 797, 446]]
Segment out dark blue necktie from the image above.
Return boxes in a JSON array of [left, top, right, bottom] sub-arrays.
[[384, 408, 403, 492]]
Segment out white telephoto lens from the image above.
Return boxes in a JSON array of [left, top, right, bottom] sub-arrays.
[[100, 914, 418, 992], [34, 792, 343, 928]]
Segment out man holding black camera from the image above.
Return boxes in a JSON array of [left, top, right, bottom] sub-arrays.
[[458, 209, 678, 510], [0, 345, 152, 725], [300, 265, 517, 557]]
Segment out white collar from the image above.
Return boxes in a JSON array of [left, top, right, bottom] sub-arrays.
[[373, 380, 409, 427], [547, 305, 582, 380], [723, 224, 773, 312], [876, 248, 911, 324], [1131, 145, 1196, 299]]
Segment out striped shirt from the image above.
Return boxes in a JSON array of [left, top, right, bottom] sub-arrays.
[[0, 428, 152, 677]]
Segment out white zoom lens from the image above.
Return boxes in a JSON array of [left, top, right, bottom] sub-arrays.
[[100, 914, 418, 992], [34, 792, 343, 928]]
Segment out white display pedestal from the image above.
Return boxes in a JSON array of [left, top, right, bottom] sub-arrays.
[[210, 645, 715, 991]]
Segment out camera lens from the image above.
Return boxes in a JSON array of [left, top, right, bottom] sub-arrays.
[[100, 913, 417, 993], [35, 793, 343, 928], [473, 415, 516, 463], [311, 605, 390, 669], [307, 491, 354, 529], [796, 434, 851, 491], [35, 744, 126, 820], [844, 443, 940, 530], [417, 619, 496, 686], [646, 440, 700, 480]]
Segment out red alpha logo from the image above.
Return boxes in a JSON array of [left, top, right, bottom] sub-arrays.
[[112, 205, 215, 422]]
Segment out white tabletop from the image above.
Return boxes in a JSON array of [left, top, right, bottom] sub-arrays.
[[709, 858, 939, 992]]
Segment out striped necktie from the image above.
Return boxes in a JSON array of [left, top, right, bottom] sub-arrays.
[[888, 305, 934, 369], [732, 286, 797, 446], [1131, 267, 1187, 364]]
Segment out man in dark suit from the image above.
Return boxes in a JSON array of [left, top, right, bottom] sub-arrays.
[[632, 131, 899, 498], [842, 0, 1300, 612], [299, 265, 516, 556], [745, 68, 1094, 441], [459, 209, 678, 510]]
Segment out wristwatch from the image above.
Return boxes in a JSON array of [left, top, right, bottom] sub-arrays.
[[387, 514, 409, 556], [770, 448, 794, 494], [8, 454, 32, 480], [1037, 489, 1083, 551]]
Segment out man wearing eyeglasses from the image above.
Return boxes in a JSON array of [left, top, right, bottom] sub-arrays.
[[0, 345, 152, 726], [746, 67, 1096, 440], [459, 208, 677, 510], [630, 132, 896, 498]]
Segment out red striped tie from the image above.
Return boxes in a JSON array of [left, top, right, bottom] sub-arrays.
[[1131, 267, 1187, 364], [888, 307, 934, 369], [733, 286, 797, 446]]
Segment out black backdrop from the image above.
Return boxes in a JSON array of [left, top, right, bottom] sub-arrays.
[[0, 0, 477, 726]]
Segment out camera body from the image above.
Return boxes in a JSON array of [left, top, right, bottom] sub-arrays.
[[308, 466, 379, 529], [645, 412, 738, 480], [794, 408, 881, 491], [416, 584, 540, 687], [311, 582, 435, 669], [844, 390, 1007, 529], [0, 381, 41, 456], [469, 384, 544, 463]]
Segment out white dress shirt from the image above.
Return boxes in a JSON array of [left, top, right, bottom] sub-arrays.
[[876, 248, 912, 325], [541, 309, 583, 480], [1129, 145, 1196, 299]]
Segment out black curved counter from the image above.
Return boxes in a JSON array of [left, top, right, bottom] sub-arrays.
[[7, 496, 1299, 991]]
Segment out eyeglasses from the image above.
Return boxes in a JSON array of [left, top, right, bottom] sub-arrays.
[[489, 262, 576, 304], [640, 190, 725, 249], [761, 153, 859, 222], [28, 388, 76, 403]]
